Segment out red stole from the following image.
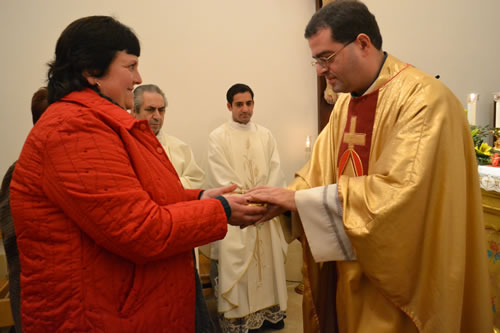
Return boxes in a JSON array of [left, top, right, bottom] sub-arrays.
[[337, 90, 379, 178]]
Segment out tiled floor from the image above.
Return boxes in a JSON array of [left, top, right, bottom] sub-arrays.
[[206, 281, 303, 332]]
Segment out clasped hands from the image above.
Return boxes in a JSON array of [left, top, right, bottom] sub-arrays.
[[201, 184, 297, 228]]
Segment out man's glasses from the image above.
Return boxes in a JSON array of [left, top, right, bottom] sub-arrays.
[[311, 39, 355, 68]]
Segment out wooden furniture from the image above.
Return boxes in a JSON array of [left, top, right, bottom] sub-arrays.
[[199, 253, 213, 297], [0, 279, 13, 328], [0, 229, 13, 328], [479, 166, 500, 330]]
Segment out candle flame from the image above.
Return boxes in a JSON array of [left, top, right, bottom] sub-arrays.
[[494, 92, 500, 102], [467, 93, 479, 104], [305, 136, 311, 149]]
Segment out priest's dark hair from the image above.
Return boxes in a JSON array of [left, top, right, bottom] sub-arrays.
[[47, 16, 140, 104], [305, 0, 383, 50], [226, 83, 254, 105]]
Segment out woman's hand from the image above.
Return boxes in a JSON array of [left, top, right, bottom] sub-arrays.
[[200, 184, 238, 200], [200, 184, 267, 228], [223, 194, 267, 228]]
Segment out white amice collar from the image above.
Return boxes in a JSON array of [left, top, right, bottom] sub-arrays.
[[229, 119, 253, 131]]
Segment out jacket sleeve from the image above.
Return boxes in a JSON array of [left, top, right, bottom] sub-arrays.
[[41, 111, 227, 264]]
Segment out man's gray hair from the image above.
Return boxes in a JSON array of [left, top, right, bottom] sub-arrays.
[[133, 84, 167, 112]]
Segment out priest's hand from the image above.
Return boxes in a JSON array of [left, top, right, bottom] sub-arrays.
[[199, 184, 238, 200], [224, 194, 267, 228], [244, 186, 296, 223]]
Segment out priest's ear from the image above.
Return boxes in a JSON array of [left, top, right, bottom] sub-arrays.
[[355, 33, 374, 53], [227, 102, 233, 112]]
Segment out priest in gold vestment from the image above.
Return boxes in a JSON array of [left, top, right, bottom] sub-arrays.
[[246, 1, 492, 332]]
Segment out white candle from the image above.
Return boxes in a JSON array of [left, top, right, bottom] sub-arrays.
[[467, 102, 476, 125], [496, 101, 500, 128], [467, 93, 479, 126], [305, 135, 312, 152], [495, 92, 500, 128]]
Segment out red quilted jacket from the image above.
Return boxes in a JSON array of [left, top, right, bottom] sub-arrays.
[[10, 89, 227, 332]]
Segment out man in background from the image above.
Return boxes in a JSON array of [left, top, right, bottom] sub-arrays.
[[132, 84, 204, 189], [132, 84, 212, 332], [204, 83, 288, 332]]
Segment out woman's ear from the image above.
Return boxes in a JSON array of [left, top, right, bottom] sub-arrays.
[[82, 70, 97, 86]]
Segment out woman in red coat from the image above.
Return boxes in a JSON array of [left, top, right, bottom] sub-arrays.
[[9, 16, 265, 332]]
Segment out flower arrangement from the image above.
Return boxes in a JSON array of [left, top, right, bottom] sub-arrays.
[[471, 125, 496, 165]]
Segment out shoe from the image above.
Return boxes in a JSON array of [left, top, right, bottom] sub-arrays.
[[261, 319, 285, 330]]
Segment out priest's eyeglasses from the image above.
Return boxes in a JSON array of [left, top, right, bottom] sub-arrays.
[[311, 40, 355, 68]]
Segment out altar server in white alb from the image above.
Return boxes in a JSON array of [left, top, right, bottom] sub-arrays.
[[132, 84, 205, 189], [205, 83, 288, 332]]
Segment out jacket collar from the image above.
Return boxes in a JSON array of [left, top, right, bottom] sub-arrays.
[[60, 88, 137, 130]]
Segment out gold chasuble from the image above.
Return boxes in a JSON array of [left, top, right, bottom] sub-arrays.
[[287, 54, 492, 333]]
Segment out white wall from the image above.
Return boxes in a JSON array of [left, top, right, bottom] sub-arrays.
[[1, 0, 499, 181], [0, 0, 317, 182], [364, 0, 500, 128]]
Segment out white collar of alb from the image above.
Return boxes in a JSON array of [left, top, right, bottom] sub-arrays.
[[229, 119, 252, 130]]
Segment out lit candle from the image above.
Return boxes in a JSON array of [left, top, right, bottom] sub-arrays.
[[305, 136, 312, 152], [495, 92, 500, 128], [467, 93, 479, 126]]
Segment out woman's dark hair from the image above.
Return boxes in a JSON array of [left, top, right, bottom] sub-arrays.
[[47, 16, 140, 104]]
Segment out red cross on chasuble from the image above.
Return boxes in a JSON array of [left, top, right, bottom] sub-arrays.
[[337, 90, 379, 178]]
